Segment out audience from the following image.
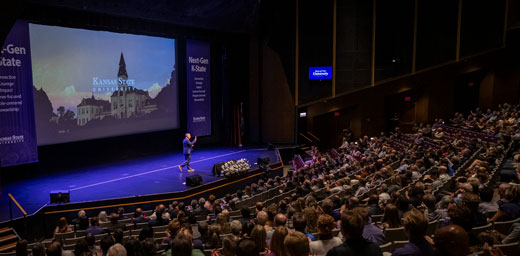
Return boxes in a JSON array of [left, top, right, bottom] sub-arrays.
[[31, 104, 520, 256], [309, 215, 342, 256], [326, 210, 382, 256]]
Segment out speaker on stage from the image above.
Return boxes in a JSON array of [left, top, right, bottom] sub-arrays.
[[186, 174, 202, 186], [50, 190, 70, 204]]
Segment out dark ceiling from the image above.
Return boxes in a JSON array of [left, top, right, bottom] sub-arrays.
[[23, 0, 261, 33]]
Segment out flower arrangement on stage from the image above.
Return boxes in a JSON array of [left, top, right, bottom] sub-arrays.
[[221, 158, 251, 177]]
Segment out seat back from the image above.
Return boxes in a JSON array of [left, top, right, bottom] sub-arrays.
[[493, 218, 520, 235], [495, 242, 520, 256], [471, 223, 492, 236], [55, 231, 75, 240], [384, 227, 407, 243]]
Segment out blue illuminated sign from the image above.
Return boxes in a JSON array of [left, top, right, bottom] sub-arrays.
[[309, 66, 332, 80]]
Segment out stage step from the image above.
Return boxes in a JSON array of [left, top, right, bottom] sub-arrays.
[[0, 241, 17, 253], [0, 227, 19, 253]]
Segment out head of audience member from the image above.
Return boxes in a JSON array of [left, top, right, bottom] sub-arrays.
[[140, 238, 156, 256], [172, 233, 192, 256], [168, 219, 181, 238], [284, 231, 310, 256], [340, 210, 364, 240], [74, 238, 90, 256], [236, 239, 259, 256], [447, 205, 473, 232], [303, 207, 318, 233], [256, 211, 268, 226], [498, 183, 510, 200], [113, 229, 124, 244], [274, 213, 287, 227], [198, 221, 209, 237], [317, 214, 335, 238], [56, 217, 70, 233], [352, 206, 370, 225], [138, 227, 153, 241], [382, 204, 401, 228], [123, 238, 141, 256], [422, 194, 436, 211], [433, 225, 470, 256], [221, 237, 237, 256], [479, 187, 494, 203], [505, 184, 520, 203], [46, 241, 62, 256], [86, 234, 95, 248], [250, 225, 266, 251], [16, 240, 28, 256], [207, 224, 222, 249], [402, 209, 428, 241], [291, 212, 307, 234], [110, 213, 119, 225], [99, 211, 108, 222], [230, 220, 242, 236], [100, 236, 115, 256], [134, 208, 143, 218], [31, 243, 45, 256], [107, 243, 126, 256], [270, 227, 288, 256]]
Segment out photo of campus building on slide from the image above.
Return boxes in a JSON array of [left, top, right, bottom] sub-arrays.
[[29, 24, 179, 145]]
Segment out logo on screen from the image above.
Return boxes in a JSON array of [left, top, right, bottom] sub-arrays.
[[309, 66, 332, 80]]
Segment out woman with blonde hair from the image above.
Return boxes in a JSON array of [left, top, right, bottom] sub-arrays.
[[216, 212, 232, 234]]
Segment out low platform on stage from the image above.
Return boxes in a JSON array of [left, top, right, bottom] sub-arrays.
[[0, 147, 279, 222]]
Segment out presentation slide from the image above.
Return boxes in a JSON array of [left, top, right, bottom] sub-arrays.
[[29, 24, 179, 145]]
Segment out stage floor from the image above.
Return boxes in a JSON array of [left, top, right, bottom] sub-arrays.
[[0, 147, 278, 222]]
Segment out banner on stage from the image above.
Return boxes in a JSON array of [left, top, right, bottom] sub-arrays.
[[186, 40, 211, 136], [0, 20, 38, 167]]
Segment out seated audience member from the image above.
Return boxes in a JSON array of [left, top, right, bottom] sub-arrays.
[[160, 219, 181, 250], [54, 217, 73, 235], [107, 243, 126, 256], [46, 242, 63, 256], [113, 229, 124, 244], [100, 236, 116, 256], [326, 211, 382, 256], [74, 239, 90, 256], [322, 198, 342, 221], [284, 231, 310, 256], [216, 213, 232, 234], [433, 225, 471, 256], [149, 207, 169, 227], [206, 224, 222, 249], [250, 225, 268, 253], [99, 211, 109, 223], [380, 204, 401, 230], [31, 242, 46, 256], [230, 220, 243, 240], [85, 234, 97, 256], [367, 195, 383, 216], [303, 207, 319, 234], [221, 237, 237, 256], [461, 192, 487, 227], [292, 212, 315, 241], [197, 221, 210, 244], [236, 239, 259, 256], [422, 194, 442, 222], [138, 227, 154, 241], [353, 207, 385, 245], [141, 238, 156, 256], [310, 215, 342, 256], [488, 184, 520, 222], [478, 187, 498, 217], [16, 240, 28, 256], [266, 213, 287, 240], [392, 209, 433, 256], [267, 227, 289, 256], [133, 208, 149, 224], [74, 210, 89, 231], [86, 217, 104, 235], [107, 213, 127, 233], [123, 238, 142, 256]]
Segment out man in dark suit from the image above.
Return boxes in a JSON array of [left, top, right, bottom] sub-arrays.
[[179, 133, 197, 172]]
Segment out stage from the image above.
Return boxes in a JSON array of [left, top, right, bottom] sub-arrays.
[[0, 147, 279, 223]]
